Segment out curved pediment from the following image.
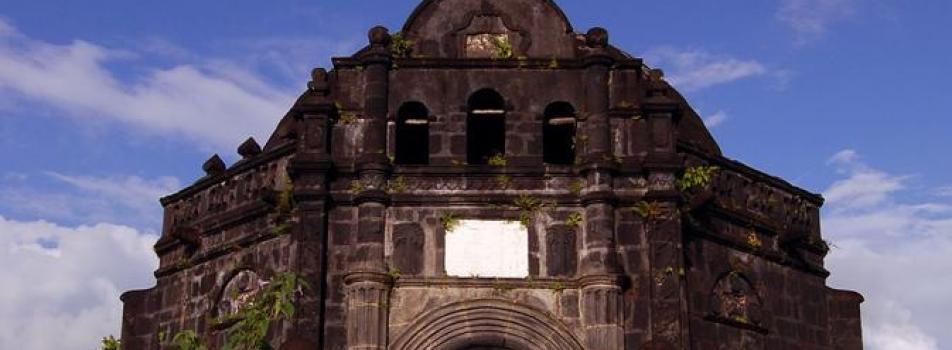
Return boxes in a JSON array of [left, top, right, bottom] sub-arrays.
[[400, 0, 578, 59]]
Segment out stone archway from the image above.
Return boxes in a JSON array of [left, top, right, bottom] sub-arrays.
[[389, 299, 584, 350]]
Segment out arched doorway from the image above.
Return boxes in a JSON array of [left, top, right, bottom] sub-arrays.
[[390, 299, 584, 350]]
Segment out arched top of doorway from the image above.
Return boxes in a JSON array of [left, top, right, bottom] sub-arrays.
[[389, 299, 584, 350]]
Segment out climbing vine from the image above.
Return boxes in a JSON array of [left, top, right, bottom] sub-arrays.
[[164, 273, 306, 350], [172, 330, 206, 350]]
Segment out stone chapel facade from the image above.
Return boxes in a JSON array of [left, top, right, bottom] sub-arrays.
[[119, 1, 865, 349]]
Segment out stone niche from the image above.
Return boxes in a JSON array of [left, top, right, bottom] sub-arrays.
[[444, 220, 529, 278]]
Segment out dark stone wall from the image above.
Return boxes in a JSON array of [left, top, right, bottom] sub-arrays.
[[120, 1, 863, 349]]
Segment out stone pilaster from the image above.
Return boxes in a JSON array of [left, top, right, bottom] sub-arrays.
[[286, 67, 335, 346], [580, 275, 625, 350], [578, 27, 618, 276], [578, 27, 624, 350], [642, 78, 689, 349], [344, 25, 393, 350], [344, 272, 392, 350]]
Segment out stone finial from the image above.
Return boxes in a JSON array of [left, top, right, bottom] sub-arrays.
[[308, 68, 329, 93], [237, 137, 262, 159], [368, 26, 392, 47], [202, 154, 227, 176], [585, 27, 609, 48]]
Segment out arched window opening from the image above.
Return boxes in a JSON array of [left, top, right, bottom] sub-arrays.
[[467, 89, 506, 165], [543, 102, 576, 165], [395, 101, 430, 165]]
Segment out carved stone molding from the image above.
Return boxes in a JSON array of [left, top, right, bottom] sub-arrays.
[[344, 272, 393, 350], [390, 299, 584, 350]]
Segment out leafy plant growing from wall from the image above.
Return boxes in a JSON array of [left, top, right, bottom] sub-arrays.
[[272, 176, 296, 236], [632, 201, 664, 221], [514, 194, 547, 228], [100, 335, 120, 350], [569, 180, 584, 196], [678, 166, 719, 191], [440, 213, 462, 232], [165, 273, 306, 350], [566, 212, 584, 228], [348, 180, 365, 194], [492, 35, 513, 59], [495, 174, 511, 188], [487, 153, 508, 167], [172, 330, 206, 350], [390, 32, 413, 58], [388, 175, 408, 193]]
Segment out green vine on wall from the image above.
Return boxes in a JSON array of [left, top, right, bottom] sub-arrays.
[[514, 194, 548, 228], [388, 175, 408, 193], [440, 213, 462, 232], [160, 273, 306, 350], [492, 35, 513, 59], [566, 212, 584, 228], [569, 180, 584, 196], [678, 166, 719, 191], [632, 201, 664, 221], [487, 153, 508, 167], [390, 32, 413, 58], [171, 330, 206, 350], [272, 176, 296, 236]]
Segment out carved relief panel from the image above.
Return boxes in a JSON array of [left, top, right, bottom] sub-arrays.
[[217, 270, 265, 318], [709, 272, 763, 327]]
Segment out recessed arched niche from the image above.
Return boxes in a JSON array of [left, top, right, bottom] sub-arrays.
[[542, 102, 577, 165], [395, 101, 431, 165], [466, 89, 507, 165]]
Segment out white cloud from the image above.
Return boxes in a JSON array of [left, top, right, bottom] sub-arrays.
[[0, 173, 179, 229], [824, 149, 909, 210], [703, 110, 728, 128], [0, 216, 158, 350], [778, 0, 856, 43], [0, 18, 297, 150], [822, 150, 952, 350], [644, 48, 768, 92], [46, 172, 179, 216]]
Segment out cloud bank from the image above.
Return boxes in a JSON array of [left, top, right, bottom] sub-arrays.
[[0, 173, 179, 229], [0, 18, 296, 150], [823, 150, 951, 350], [0, 216, 158, 350], [644, 48, 768, 92]]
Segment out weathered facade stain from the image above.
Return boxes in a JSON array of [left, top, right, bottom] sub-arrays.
[[119, 1, 864, 349]]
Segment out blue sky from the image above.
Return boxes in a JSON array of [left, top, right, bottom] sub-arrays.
[[0, 1, 949, 349]]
